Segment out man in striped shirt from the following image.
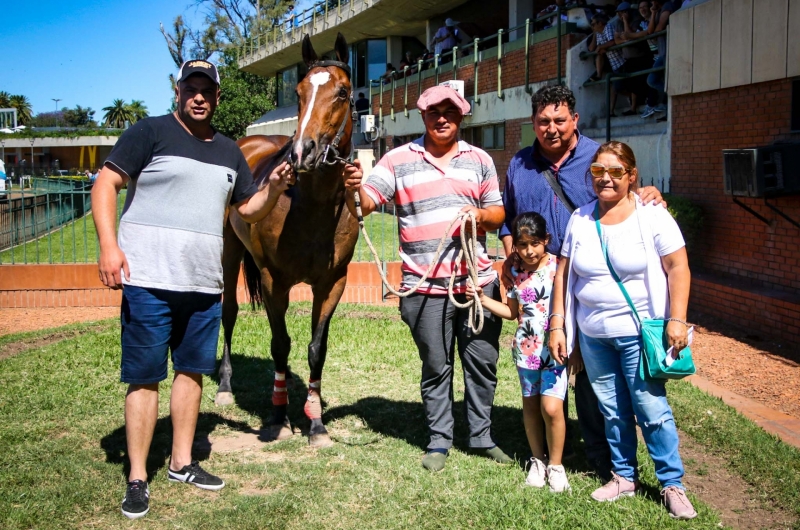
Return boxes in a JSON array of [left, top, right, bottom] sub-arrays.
[[342, 85, 510, 472]]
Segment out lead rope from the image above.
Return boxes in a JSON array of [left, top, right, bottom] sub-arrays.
[[353, 189, 484, 334]]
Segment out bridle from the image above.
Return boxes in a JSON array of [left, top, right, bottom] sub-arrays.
[[305, 59, 358, 168]]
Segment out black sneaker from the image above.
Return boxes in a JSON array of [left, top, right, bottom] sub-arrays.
[[121, 480, 149, 519], [167, 461, 225, 491]]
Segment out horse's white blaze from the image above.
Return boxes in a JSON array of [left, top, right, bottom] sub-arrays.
[[295, 71, 331, 160]]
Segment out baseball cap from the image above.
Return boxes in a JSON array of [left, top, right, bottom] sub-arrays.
[[616, 2, 632, 10], [445, 18, 459, 27], [416, 85, 471, 115], [177, 59, 220, 85]]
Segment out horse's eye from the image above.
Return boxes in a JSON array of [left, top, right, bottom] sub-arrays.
[[338, 88, 348, 99]]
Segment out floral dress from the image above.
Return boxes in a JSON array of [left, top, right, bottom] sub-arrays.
[[508, 254, 559, 371]]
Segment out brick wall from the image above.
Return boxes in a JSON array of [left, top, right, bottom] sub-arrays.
[[671, 78, 800, 293]]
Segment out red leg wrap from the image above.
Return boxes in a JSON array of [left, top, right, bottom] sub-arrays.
[[304, 379, 322, 419], [272, 372, 288, 407]]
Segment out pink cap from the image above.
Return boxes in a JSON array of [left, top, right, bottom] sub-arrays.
[[416, 85, 471, 115]]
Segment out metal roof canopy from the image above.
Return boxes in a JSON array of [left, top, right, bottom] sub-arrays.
[[240, 0, 470, 78]]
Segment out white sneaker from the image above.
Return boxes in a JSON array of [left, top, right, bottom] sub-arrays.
[[525, 457, 547, 488], [546, 464, 571, 493], [640, 106, 656, 118]]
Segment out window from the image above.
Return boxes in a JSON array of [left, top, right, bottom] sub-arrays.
[[276, 63, 308, 108], [367, 39, 387, 85], [792, 79, 800, 133], [461, 123, 505, 150]]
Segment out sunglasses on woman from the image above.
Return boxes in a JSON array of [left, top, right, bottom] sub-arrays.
[[590, 163, 629, 180]]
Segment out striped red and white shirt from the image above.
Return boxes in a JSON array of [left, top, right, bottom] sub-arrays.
[[363, 137, 503, 295]]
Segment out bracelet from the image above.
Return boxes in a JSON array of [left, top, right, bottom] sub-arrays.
[[666, 318, 689, 327], [548, 313, 565, 322], [549, 327, 565, 333]]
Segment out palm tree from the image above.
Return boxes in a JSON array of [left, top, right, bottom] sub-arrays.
[[9, 94, 33, 125], [0, 91, 10, 108], [102, 99, 134, 128], [126, 100, 149, 123]]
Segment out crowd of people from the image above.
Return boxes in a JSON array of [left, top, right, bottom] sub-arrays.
[[585, 0, 679, 120]]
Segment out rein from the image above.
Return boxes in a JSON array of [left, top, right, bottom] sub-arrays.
[[354, 193, 485, 334]]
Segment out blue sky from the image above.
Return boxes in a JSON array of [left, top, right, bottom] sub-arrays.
[[1, 0, 312, 120]]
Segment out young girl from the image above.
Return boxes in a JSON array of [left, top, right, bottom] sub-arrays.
[[468, 212, 570, 492]]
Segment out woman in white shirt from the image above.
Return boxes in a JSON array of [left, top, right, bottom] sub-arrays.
[[548, 141, 696, 520]]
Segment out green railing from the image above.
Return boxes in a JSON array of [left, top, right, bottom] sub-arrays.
[[366, 4, 583, 120], [0, 179, 118, 265]]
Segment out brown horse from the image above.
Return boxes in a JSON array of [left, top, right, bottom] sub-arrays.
[[215, 33, 359, 447]]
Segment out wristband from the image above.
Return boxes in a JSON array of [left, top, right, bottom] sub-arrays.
[[666, 318, 689, 327], [548, 313, 565, 322], [549, 327, 565, 333]]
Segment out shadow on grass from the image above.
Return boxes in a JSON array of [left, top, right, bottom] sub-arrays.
[[99, 413, 253, 481]]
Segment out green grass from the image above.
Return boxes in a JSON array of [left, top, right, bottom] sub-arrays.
[[0, 303, 764, 529]]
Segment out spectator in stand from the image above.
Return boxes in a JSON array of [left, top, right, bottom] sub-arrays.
[[647, 0, 675, 121], [399, 57, 411, 77], [416, 48, 432, 70], [614, 2, 656, 116], [382, 63, 396, 85], [430, 18, 468, 58], [588, 13, 631, 117], [355, 92, 370, 115], [621, 1, 661, 118]]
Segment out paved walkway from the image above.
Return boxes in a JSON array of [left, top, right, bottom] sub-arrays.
[[688, 375, 800, 450]]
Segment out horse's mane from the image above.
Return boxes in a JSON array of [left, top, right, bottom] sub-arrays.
[[253, 138, 294, 187]]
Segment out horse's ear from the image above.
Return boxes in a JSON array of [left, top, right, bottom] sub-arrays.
[[334, 32, 349, 65], [302, 34, 318, 67]]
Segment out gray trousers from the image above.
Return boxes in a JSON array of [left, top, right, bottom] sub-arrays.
[[400, 279, 503, 451]]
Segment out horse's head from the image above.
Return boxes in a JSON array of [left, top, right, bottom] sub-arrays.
[[291, 32, 354, 173]]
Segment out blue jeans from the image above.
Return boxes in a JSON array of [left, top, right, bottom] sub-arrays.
[[647, 55, 666, 99], [579, 331, 685, 489]]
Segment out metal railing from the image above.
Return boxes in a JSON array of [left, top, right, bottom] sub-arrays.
[[579, 30, 668, 141], [0, 178, 103, 265], [367, 4, 583, 119]]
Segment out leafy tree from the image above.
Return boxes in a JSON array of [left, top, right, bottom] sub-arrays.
[[0, 91, 10, 108], [9, 94, 33, 124], [102, 99, 134, 128], [30, 111, 63, 127], [62, 105, 96, 127], [126, 100, 149, 123], [211, 51, 276, 139]]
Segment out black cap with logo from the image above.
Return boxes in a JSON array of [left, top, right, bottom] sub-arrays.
[[177, 60, 220, 85]]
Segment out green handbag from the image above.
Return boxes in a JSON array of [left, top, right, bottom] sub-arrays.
[[594, 204, 696, 381]]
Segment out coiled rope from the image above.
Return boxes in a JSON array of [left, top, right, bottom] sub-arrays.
[[353, 190, 485, 334]]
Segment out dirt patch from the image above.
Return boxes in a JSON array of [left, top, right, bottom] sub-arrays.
[[690, 312, 800, 420], [0, 307, 117, 336], [679, 431, 796, 529], [0, 324, 112, 361]]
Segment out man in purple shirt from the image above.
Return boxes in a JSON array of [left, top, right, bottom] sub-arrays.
[[501, 85, 663, 478]]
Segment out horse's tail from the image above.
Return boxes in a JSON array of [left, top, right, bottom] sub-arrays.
[[242, 250, 263, 310]]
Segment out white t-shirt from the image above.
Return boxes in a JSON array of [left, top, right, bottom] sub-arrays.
[[562, 205, 685, 338]]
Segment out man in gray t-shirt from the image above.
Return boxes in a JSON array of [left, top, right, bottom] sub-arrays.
[[92, 59, 294, 520]]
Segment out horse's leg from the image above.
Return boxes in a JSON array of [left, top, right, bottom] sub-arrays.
[[215, 220, 246, 406], [262, 280, 294, 441], [305, 271, 348, 448]]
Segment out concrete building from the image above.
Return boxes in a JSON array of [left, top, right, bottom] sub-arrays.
[[239, 0, 800, 344], [0, 135, 118, 174]]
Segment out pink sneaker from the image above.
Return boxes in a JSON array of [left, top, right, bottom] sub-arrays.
[[590, 473, 640, 502], [662, 486, 698, 520]]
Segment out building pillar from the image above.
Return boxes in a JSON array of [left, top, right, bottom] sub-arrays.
[[386, 36, 403, 70], [509, 0, 534, 41]]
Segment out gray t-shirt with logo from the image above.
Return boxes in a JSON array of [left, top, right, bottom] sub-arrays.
[[106, 114, 257, 294]]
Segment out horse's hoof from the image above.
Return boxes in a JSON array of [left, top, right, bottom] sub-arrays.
[[214, 392, 234, 406], [309, 433, 334, 448], [262, 420, 293, 442]]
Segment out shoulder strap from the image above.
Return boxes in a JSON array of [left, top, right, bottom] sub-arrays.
[[594, 203, 642, 325], [542, 168, 576, 214]]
